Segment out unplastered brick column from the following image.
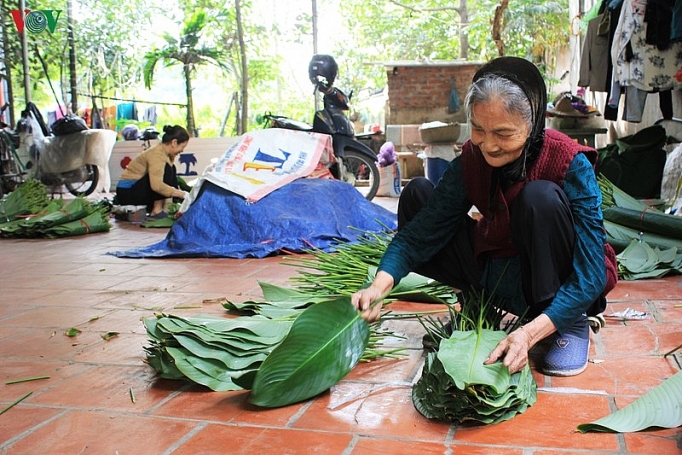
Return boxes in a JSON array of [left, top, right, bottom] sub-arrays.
[[385, 61, 482, 125]]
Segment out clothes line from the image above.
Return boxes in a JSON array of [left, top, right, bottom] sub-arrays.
[[83, 94, 187, 107]]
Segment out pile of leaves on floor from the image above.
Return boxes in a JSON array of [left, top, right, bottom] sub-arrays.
[[143, 229, 456, 405], [599, 175, 682, 279], [412, 291, 537, 425], [0, 179, 111, 238], [142, 226, 680, 431]]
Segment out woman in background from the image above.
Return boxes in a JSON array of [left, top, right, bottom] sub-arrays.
[[115, 125, 189, 219]]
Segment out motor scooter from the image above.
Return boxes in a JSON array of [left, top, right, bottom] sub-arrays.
[[18, 105, 100, 197], [264, 55, 380, 200]]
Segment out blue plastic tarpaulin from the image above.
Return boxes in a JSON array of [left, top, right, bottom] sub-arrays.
[[110, 178, 397, 258]]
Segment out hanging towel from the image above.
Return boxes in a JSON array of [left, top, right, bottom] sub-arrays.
[[448, 77, 460, 113]]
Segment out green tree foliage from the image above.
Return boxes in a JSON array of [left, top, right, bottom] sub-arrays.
[[1, 0, 570, 135], [333, 0, 569, 95], [143, 10, 232, 134], [0, 0, 154, 119], [75, 0, 154, 98]]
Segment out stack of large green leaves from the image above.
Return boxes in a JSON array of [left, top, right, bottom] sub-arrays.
[[412, 293, 537, 425], [143, 314, 293, 391], [412, 331, 537, 424], [0, 195, 111, 238], [145, 280, 405, 396], [616, 239, 682, 280]]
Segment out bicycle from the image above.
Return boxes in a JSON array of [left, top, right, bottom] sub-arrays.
[[0, 104, 26, 198]]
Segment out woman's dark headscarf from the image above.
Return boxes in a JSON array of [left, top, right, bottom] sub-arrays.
[[472, 56, 547, 181]]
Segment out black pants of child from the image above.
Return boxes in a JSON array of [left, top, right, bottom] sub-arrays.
[[397, 177, 589, 318], [115, 164, 177, 212]]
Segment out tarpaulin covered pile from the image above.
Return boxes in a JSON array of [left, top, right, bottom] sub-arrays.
[[110, 178, 397, 258]]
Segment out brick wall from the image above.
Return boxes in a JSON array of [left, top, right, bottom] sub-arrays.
[[385, 61, 482, 125]]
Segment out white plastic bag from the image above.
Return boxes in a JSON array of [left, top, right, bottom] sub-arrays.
[[377, 163, 401, 197]]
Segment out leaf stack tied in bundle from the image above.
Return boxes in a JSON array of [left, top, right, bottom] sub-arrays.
[[412, 290, 537, 425], [0, 179, 50, 223], [0, 196, 112, 238], [143, 314, 293, 391], [599, 175, 682, 253], [599, 175, 682, 279]]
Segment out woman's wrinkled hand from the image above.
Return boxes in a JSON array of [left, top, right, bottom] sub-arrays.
[[483, 326, 532, 374], [350, 286, 385, 322]]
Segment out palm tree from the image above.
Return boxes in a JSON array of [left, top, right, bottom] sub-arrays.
[[142, 11, 230, 135]]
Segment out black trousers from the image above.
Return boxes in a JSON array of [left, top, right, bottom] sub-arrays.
[[115, 164, 178, 212], [397, 177, 592, 318]]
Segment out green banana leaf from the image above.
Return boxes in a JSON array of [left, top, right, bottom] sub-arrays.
[[166, 346, 251, 392], [438, 329, 508, 392], [141, 216, 175, 228], [249, 296, 369, 407], [259, 281, 340, 304], [577, 370, 682, 433]]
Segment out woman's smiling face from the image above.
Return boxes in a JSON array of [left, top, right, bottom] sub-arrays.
[[469, 98, 530, 168]]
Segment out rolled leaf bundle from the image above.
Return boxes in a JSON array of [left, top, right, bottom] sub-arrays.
[[603, 206, 682, 240], [29, 197, 90, 230], [0, 200, 63, 237], [43, 211, 111, 238]]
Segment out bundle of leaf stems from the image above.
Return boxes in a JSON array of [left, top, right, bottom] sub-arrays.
[[282, 227, 455, 303], [283, 227, 391, 294]]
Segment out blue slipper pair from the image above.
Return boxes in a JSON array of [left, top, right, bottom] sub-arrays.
[[541, 315, 590, 377]]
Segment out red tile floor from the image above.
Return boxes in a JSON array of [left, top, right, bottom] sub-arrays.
[[0, 196, 680, 454]]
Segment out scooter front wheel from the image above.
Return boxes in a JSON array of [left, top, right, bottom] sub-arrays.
[[65, 164, 99, 196], [338, 149, 379, 201]]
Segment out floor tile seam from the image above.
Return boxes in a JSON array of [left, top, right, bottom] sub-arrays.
[[445, 440, 622, 453], [0, 408, 69, 450], [343, 434, 466, 452], [159, 421, 208, 455], [645, 299, 667, 324]]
